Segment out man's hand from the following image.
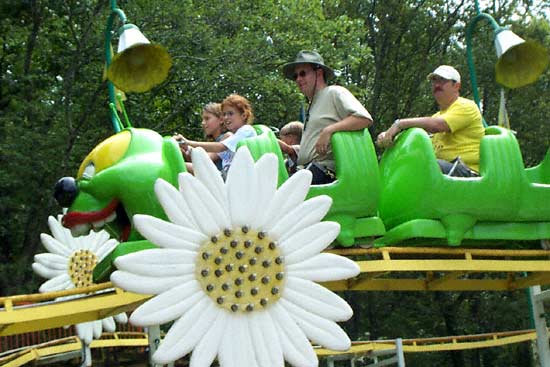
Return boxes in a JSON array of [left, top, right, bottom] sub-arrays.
[[315, 127, 332, 155], [376, 124, 400, 148]]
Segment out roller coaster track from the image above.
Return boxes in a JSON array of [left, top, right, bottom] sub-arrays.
[[324, 246, 550, 292], [0, 329, 539, 366], [1, 247, 550, 337]]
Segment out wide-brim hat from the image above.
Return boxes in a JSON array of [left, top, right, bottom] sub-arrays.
[[282, 50, 335, 80]]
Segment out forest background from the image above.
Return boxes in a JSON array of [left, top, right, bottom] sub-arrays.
[[1, 0, 550, 366]]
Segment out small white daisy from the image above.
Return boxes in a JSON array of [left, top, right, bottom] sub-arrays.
[[111, 147, 360, 367], [33, 215, 128, 345]]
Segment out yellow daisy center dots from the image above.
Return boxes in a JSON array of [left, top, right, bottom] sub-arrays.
[[68, 249, 98, 288], [196, 226, 285, 313]]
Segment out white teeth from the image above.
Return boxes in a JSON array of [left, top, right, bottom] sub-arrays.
[[92, 219, 106, 229], [71, 223, 91, 237], [106, 212, 117, 223]]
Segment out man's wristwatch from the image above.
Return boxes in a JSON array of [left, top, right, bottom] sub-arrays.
[[393, 119, 402, 131]]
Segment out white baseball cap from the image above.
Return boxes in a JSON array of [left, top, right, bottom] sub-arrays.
[[427, 65, 461, 83]]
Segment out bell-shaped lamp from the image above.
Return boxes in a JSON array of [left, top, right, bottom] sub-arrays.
[[494, 30, 549, 89], [107, 24, 172, 93]]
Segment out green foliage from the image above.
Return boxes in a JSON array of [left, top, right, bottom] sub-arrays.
[[1, 1, 549, 365]]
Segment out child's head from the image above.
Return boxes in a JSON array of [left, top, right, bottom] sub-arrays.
[[201, 102, 225, 139], [280, 121, 304, 145], [221, 94, 254, 133]]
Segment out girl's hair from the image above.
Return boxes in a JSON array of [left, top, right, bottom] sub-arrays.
[[221, 94, 254, 124], [203, 102, 223, 119]]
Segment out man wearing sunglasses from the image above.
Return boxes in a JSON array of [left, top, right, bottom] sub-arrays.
[[376, 65, 484, 177], [282, 50, 373, 184]]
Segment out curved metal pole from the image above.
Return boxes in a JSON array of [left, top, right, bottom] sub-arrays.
[[466, 12, 503, 127], [104, 1, 127, 132]]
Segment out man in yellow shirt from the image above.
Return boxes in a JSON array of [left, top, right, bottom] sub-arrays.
[[377, 65, 484, 176]]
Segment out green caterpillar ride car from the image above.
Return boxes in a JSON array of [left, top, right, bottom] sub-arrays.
[[53, 124, 550, 282]]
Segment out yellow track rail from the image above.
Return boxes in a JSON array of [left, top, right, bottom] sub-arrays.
[[0, 332, 149, 367], [316, 329, 538, 356], [0, 283, 150, 337], [325, 247, 550, 291], [0, 329, 538, 366]]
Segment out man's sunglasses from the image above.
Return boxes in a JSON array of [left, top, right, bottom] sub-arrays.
[[292, 70, 308, 80]]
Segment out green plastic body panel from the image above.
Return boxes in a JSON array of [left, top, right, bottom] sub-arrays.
[[375, 126, 550, 246], [239, 126, 385, 247], [236, 125, 289, 187], [67, 128, 185, 243], [60, 124, 550, 282]]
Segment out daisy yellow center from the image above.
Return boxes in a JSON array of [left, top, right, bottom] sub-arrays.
[[68, 249, 98, 288], [196, 227, 285, 313]]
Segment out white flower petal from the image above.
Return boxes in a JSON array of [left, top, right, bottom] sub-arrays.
[[287, 253, 360, 282], [134, 215, 206, 251], [281, 222, 340, 264], [179, 173, 231, 236], [249, 154, 279, 230], [76, 322, 93, 345], [114, 249, 196, 277], [192, 147, 229, 219], [114, 313, 128, 323], [280, 298, 351, 351], [101, 318, 116, 333], [38, 274, 72, 293], [32, 262, 65, 280], [40, 233, 72, 257], [93, 319, 102, 339], [220, 314, 257, 367], [130, 281, 203, 326], [48, 216, 75, 250], [270, 303, 318, 367], [33, 253, 68, 270], [270, 196, 332, 242], [248, 310, 283, 367], [261, 169, 312, 231], [94, 239, 119, 262], [102, 317, 116, 332], [111, 270, 192, 295], [226, 147, 257, 227], [156, 178, 199, 230], [218, 315, 239, 367], [153, 297, 218, 364], [87, 230, 110, 253], [284, 276, 353, 321], [190, 309, 228, 367]]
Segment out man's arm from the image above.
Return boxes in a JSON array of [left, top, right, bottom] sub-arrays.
[[316, 115, 373, 155], [376, 116, 450, 148]]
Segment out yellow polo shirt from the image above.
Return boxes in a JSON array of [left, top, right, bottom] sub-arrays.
[[431, 97, 484, 172]]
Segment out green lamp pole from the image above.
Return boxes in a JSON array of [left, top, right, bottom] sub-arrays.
[[104, 0, 127, 133], [465, 1, 503, 127]]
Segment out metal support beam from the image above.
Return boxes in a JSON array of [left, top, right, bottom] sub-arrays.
[[529, 286, 550, 367]]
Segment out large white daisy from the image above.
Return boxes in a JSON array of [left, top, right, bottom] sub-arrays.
[[111, 147, 360, 367], [33, 216, 128, 346]]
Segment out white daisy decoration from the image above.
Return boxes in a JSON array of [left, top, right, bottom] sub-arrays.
[[33, 216, 128, 346], [111, 147, 360, 367]]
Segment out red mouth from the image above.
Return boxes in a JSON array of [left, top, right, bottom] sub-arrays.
[[63, 199, 131, 242]]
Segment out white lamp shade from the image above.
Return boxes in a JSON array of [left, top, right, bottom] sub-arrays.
[[117, 24, 150, 53]]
